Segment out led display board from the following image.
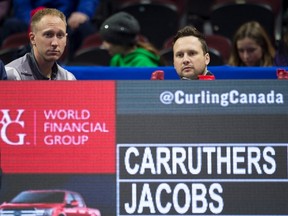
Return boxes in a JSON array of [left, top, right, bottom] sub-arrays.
[[1, 80, 288, 216]]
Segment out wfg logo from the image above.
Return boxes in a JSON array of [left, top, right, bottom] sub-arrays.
[[0, 109, 27, 145]]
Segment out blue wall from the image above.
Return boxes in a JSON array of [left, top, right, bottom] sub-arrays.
[[64, 66, 288, 80]]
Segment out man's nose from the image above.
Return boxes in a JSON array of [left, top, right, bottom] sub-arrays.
[[51, 37, 59, 46], [182, 53, 190, 63]]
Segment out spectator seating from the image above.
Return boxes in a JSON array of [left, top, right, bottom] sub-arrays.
[[205, 34, 232, 63], [77, 33, 103, 50], [67, 47, 111, 66], [112, 0, 186, 15], [208, 48, 225, 65], [159, 47, 173, 66], [211, 0, 283, 41], [210, 2, 275, 42], [0, 32, 30, 64], [1, 32, 29, 49], [114, 0, 181, 49], [213, 0, 282, 15], [186, 0, 214, 32], [0, 48, 21, 64], [68, 32, 154, 66], [67, 33, 110, 66]]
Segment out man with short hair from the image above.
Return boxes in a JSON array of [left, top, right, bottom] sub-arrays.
[[173, 26, 214, 80], [5, 8, 76, 80]]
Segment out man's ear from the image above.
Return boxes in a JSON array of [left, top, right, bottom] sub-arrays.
[[29, 32, 36, 46], [205, 52, 210, 65]]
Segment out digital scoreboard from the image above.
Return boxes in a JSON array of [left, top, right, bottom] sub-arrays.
[[1, 80, 288, 215], [116, 80, 288, 215]]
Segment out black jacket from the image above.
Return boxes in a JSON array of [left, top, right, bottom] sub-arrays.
[[0, 60, 7, 80]]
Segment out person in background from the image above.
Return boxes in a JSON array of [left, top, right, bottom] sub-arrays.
[[0, 0, 99, 60], [0, 60, 7, 80], [172, 25, 213, 80], [5, 8, 76, 80], [274, 30, 288, 66], [99, 11, 161, 67], [228, 21, 275, 66]]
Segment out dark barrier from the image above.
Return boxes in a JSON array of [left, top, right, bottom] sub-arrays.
[[65, 66, 288, 80]]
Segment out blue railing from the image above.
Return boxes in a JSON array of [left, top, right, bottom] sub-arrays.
[[64, 66, 288, 80]]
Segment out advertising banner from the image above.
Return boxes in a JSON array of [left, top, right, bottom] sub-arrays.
[[0, 81, 116, 215], [1, 81, 115, 174], [1, 80, 288, 216]]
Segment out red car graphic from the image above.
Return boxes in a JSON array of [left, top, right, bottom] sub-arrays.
[[0, 189, 101, 216]]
